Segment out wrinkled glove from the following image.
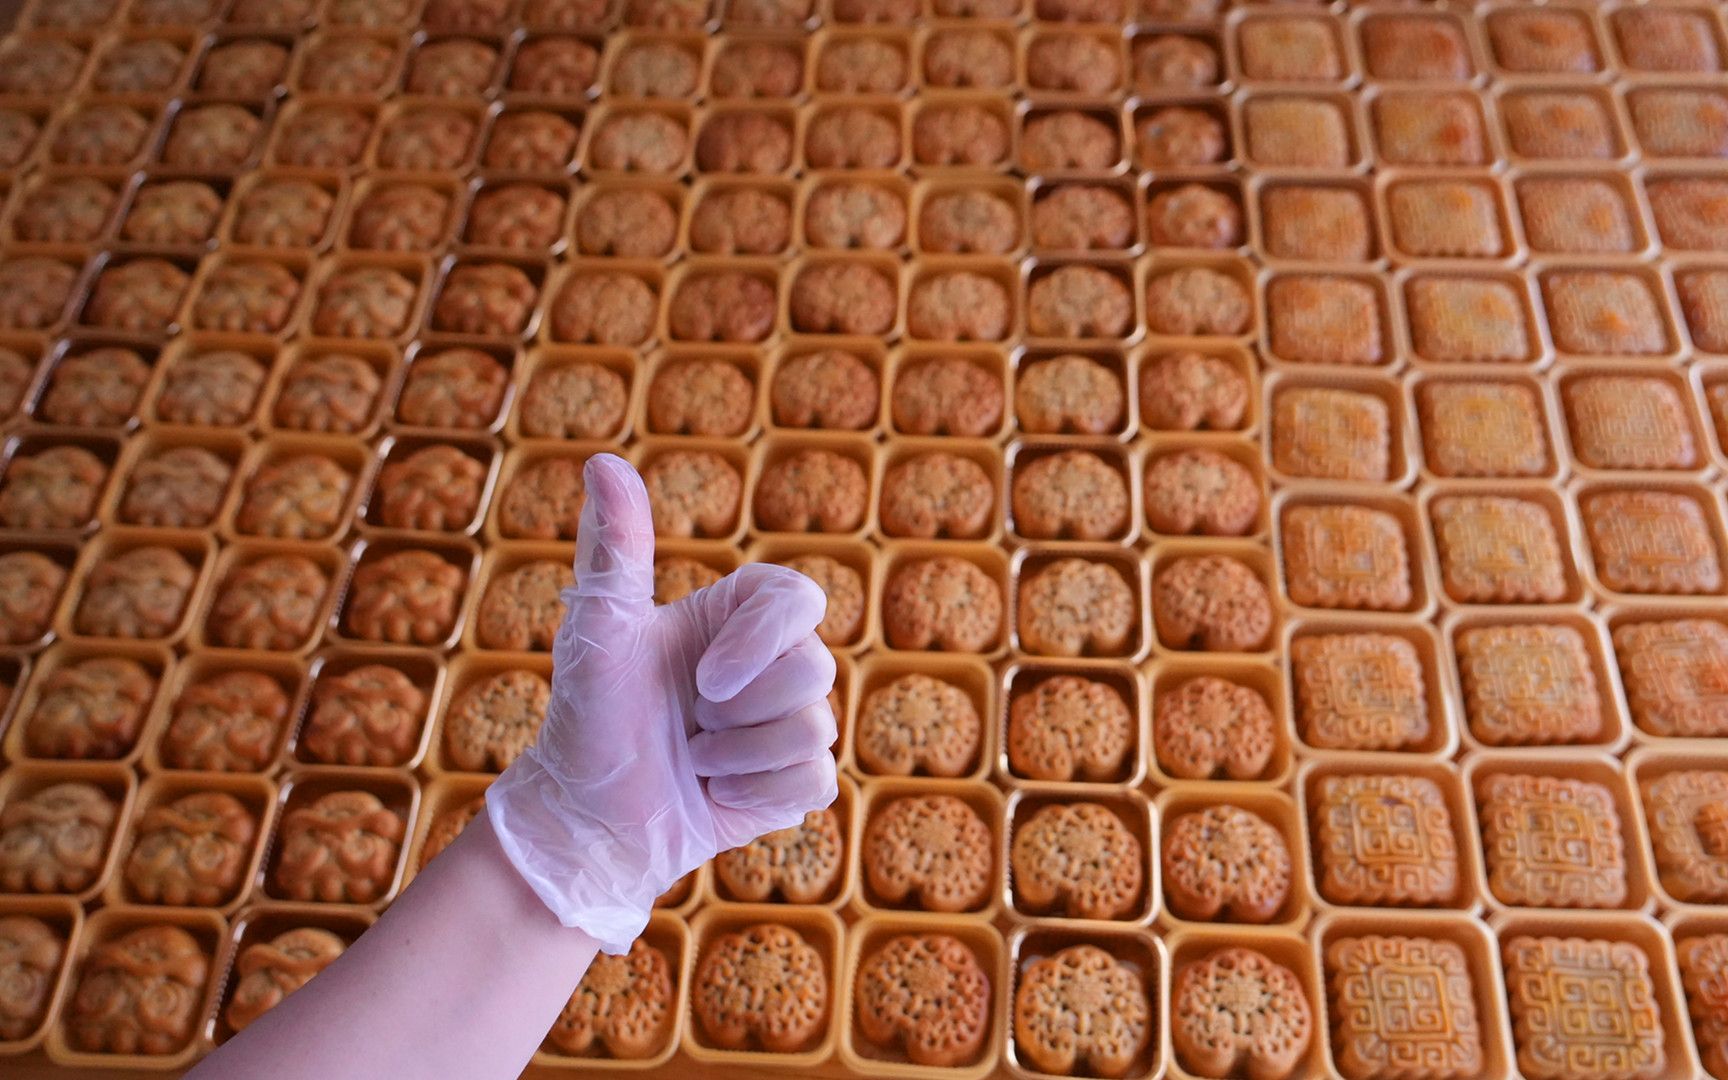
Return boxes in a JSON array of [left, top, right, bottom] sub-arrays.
[[487, 453, 838, 952]]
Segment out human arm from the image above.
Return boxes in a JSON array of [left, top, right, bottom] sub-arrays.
[[190, 453, 837, 1080]]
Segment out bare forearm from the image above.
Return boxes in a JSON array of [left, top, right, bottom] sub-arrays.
[[191, 813, 598, 1080]]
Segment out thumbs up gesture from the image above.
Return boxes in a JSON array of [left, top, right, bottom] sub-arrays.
[[487, 453, 838, 953]]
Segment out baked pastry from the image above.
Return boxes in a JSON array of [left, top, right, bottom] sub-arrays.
[[208, 554, 329, 651], [1133, 33, 1218, 90], [1649, 178, 1728, 252], [654, 557, 722, 605], [917, 188, 1013, 254], [407, 38, 498, 96], [1144, 449, 1259, 537], [429, 265, 536, 338], [445, 669, 550, 771], [1626, 87, 1728, 158], [1519, 176, 1638, 255], [1006, 674, 1133, 782], [418, 797, 483, 870], [548, 938, 674, 1059], [856, 673, 981, 778], [225, 928, 345, 1033], [0, 348, 33, 418], [302, 665, 427, 767], [272, 356, 383, 434], [499, 457, 585, 541], [715, 808, 843, 903], [0, 782, 117, 892], [882, 557, 1003, 653], [0, 255, 76, 330], [572, 189, 674, 258], [160, 103, 261, 171], [1021, 110, 1120, 171], [1503, 936, 1663, 1080], [906, 271, 1011, 341], [1614, 6, 1720, 72], [0, 551, 65, 645], [789, 261, 896, 336], [1430, 495, 1568, 604], [690, 186, 792, 254], [376, 105, 478, 171], [695, 110, 792, 173], [1238, 14, 1339, 80], [779, 555, 864, 647], [814, 35, 906, 92], [93, 37, 184, 93], [123, 792, 256, 906], [1266, 275, 1382, 365], [880, 452, 992, 539], [153, 351, 265, 427], [1646, 769, 1728, 903], [641, 451, 742, 538], [66, 926, 208, 1055], [519, 361, 628, 439], [119, 447, 231, 528], [549, 272, 658, 346], [1144, 267, 1250, 336], [607, 40, 697, 96], [1327, 936, 1482, 1080], [235, 454, 352, 540], [466, 184, 566, 252], [229, 176, 334, 248], [82, 258, 188, 334], [39, 348, 149, 427], [347, 182, 451, 252], [1163, 805, 1291, 922], [376, 446, 485, 532], [864, 794, 992, 911], [1580, 490, 1723, 595], [273, 791, 405, 903], [273, 104, 374, 167], [50, 102, 151, 166], [159, 671, 290, 772], [754, 450, 867, 534], [1291, 633, 1427, 751], [343, 550, 466, 645], [11, 175, 115, 244], [1261, 185, 1369, 261], [0, 916, 63, 1040], [1480, 773, 1626, 908], [1016, 558, 1135, 658], [1682, 935, 1728, 1080], [1031, 185, 1134, 251], [74, 546, 196, 640], [648, 359, 753, 437], [911, 103, 1009, 167], [692, 923, 826, 1053], [1404, 275, 1532, 364], [708, 41, 802, 98], [1363, 12, 1473, 80], [923, 28, 1010, 88], [1282, 504, 1411, 611], [891, 357, 1003, 436], [1027, 32, 1122, 93], [856, 935, 991, 1068], [298, 35, 399, 94], [1499, 90, 1617, 161], [1372, 91, 1486, 166], [1613, 619, 1728, 738], [1139, 352, 1246, 431], [1134, 105, 1224, 168], [771, 350, 878, 431], [805, 105, 901, 170], [1314, 774, 1458, 906], [1148, 183, 1241, 250], [667, 270, 776, 343], [1015, 355, 1123, 435], [476, 560, 572, 651], [1487, 7, 1599, 74], [1541, 270, 1670, 357], [25, 657, 155, 760], [1026, 265, 1132, 339], [1012, 802, 1143, 919], [310, 265, 418, 339], [587, 110, 688, 174], [1154, 676, 1275, 781], [1153, 555, 1273, 653], [1014, 944, 1146, 1078], [1419, 380, 1549, 478], [1457, 624, 1601, 746]]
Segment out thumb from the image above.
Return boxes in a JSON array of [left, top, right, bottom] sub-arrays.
[[569, 453, 655, 614]]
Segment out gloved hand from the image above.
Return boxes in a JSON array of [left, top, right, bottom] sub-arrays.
[[487, 453, 839, 953]]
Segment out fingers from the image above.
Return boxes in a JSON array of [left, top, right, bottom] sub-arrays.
[[694, 635, 833, 732], [569, 453, 655, 612], [708, 756, 838, 814], [693, 564, 827, 701], [690, 701, 836, 777]]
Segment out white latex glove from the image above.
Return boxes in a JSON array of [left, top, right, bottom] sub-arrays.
[[487, 453, 839, 953]]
